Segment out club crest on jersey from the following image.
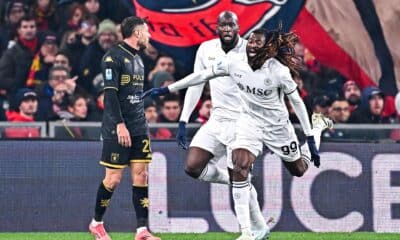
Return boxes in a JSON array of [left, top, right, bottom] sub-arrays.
[[264, 78, 272, 85], [133, 0, 296, 47]]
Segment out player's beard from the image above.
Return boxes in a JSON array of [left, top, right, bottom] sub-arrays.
[[138, 41, 147, 51], [247, 49, 269, 71], [220, 34, 238, 51]]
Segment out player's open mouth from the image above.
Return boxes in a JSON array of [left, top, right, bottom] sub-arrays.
[[223, 35, 232, 40], [247, 49, 257, 57]]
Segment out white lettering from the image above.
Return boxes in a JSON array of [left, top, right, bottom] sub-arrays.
[[291, 152, 364, 232], [372, 154, 400, 233]]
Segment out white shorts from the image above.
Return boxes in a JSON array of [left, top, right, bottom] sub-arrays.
[[190, 117, 236, 163], [230, 113, 301, 168]]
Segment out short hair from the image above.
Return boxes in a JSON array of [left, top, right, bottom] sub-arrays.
[[121, 16, 146, 39], [48, 66, 71, 80], [17, 15, 35, 29], [161, 94, 180, 106], [155, 53, 174, 63]]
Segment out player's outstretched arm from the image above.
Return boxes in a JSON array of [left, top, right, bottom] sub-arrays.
[[141, 68, 222, 99]]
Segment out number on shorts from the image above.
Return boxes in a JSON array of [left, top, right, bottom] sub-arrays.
[[142, 139, 150, 153], [281, 141, 297, 155]]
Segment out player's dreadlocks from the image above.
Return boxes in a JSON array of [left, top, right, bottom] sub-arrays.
[[248, 22, 301, 77]]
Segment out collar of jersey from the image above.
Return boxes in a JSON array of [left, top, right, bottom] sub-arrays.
[[119, 42, 138, 57]]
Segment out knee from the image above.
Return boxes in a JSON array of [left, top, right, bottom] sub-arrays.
[[232, 161, 251, 180], [133, 168, 148, 183], [290, 164, 307, 177], [103, 176, 121, 190], [184, 163, 202, 179]]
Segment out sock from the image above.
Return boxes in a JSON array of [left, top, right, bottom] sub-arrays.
[[132, 185, 149, 228], [249, 184, 267, 231], [311, 128, 322, 149], [90, 219, 103, 226], [198, 163, 230, 184], [136, 226, 147, 234], [94, 181, 114, 221], [232, 181, 251, 233]]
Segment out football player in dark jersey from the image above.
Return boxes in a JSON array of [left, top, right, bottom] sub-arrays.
[[88, 16, 160, 240]]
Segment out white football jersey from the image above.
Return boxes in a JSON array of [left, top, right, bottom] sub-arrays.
[[216, 56, 298, 129], [193, 37, 247, 121]]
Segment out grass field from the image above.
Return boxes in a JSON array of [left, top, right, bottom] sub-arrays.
[[0, 232, 399, 240]]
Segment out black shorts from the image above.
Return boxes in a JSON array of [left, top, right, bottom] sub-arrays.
[[100, 135, 152, 169]]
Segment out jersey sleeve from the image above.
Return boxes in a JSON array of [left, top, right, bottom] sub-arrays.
[[180, 44, 206, 123], [278, 66, 298, 94], [193, 44, 206, 72], [101, 54, 121, 91]]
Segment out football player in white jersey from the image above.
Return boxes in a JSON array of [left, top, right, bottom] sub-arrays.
[[177, 11, 270, 240], [143, 26, 332, 240]]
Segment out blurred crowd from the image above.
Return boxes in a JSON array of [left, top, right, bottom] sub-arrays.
[[0, 0, 398, 139]]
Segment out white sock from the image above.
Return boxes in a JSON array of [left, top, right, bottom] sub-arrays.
[[136, 226, 147, 234], [232, 181, 251, 232], [249, 185, 267, 231], [91, 219, 103, 226], [198, 163, 230, 184], [311, 127, 322, 149]]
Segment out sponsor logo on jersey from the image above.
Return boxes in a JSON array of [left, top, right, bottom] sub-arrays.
[[238, 83, 272, 96], [121, 75, 130, 85], [127, 95, 141, 104], [105, 69, 112, 80]]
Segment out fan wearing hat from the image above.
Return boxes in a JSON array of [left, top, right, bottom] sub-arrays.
[[79, 19, 117, 93], [6, 88, 38, 122], [0, 0, 27, 55], [348, 86, 389, 123]]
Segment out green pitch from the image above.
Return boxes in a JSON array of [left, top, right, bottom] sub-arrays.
[[0, 232, 399, 240]]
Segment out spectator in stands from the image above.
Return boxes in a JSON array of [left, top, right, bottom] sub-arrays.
[[31, 0, 59, 32], [54, 51, 72, 72], [147, 54, 176, 83], [311, 94, 331, 116], [82, 0, 100, 18], [152, 71, 175, 89], [36, 65, 70, 120], [342, 80, 361, 113], [58, 2, 87, 35], [195, 98, 211, 124], [158, 94, 181, 123], [60, 15, 98, 76], [79, 19, 117, 94], [0, 16, 38, 94], [144, 99, 172, 139], [46, 81, 69, 120], [348, 86, 389, 123], [0, 0, 27, 56], [26, 31, 59, 88], [4, 88, 41, 138], [87, 73, 104, 121], [64, 93, 88, 121], [6, 88, 38, 122], [328, 97, 351, 123]]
